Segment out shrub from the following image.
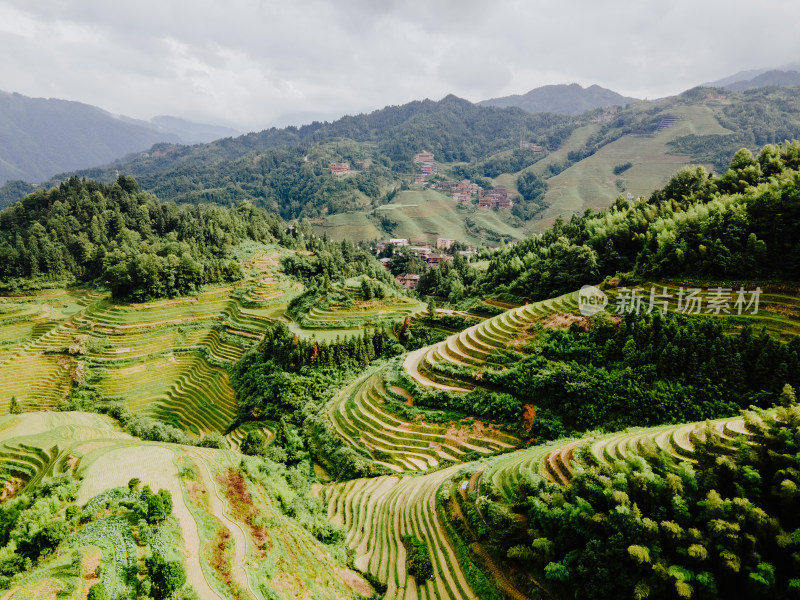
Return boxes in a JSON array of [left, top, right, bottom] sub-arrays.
[[402, 535, 433, 582]]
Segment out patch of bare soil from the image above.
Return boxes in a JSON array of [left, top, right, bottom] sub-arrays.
[[521, 404, 536, 432], [0, 477, 24, 502], [542, 313, 590, 331], [336, 567, 374, 598], [392, 386, 414, 405], [445, 423, 471, 443], [82, 551, 102, 580]]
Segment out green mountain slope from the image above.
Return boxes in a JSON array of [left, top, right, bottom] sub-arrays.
[[479, 82, 638, 114], [0, 91, 181, 185], [5, 87, 800, 245]]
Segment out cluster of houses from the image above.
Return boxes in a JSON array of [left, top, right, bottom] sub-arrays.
[[413, 150, 437, 184], [432, 178, 515, 210], [329, 160, 370, 175], [374, 237, 481, 289], [432, 179, 482, 203], [477, 185, 514, 210], [329, 162, 350, 176]]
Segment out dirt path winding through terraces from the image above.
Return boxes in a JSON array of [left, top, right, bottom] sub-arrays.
[[76, 445, 222, 600], [402, 347, 472, 392], [188, 449, 259, 600]]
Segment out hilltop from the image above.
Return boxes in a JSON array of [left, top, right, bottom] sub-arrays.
[[4, 85, 800, 245], [479, 82, 638, 114]]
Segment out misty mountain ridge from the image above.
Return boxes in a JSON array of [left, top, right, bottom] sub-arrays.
[[722, 69, 800, 92], [479, 83, 638, 114], [701, 63, 800, 88], [119, 115, 241, 145], [0, 91, 241, 185]]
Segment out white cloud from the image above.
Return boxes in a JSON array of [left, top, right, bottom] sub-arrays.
[[1, 0, 799, 130]]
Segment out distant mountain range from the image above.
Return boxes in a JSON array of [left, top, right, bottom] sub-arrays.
[[123, 115, 240, 145], [702, 63, 800, 89], [479, 83, 639, 114], [0, 91, 239, 185], [713, 69, 800, 92]]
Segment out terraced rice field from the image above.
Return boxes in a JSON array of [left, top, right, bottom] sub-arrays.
[[533, 104, 733, 229], [322, 464, 476, 600], [404, 290, 581, 390], [301, 287, 425, 330], [0, 250, 300, 436], [328, 368, 517, 473], [0, 287, 264, 432], [482, 414, 751, 501], [323, 292, 584, 474]]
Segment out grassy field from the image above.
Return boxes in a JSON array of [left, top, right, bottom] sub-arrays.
[[311, 211, 385, 242], [314, 189, 530, 244], [532, 104, 734, 230]]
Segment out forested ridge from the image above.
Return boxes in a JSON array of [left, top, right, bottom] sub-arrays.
[[475, 406, 800, 600], [0, 175, 290, 299], [4, 87, 800, 228], [0, 96, 574, 219]]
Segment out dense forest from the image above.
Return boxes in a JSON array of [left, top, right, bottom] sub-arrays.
[[486, 311, 800, 438], [669, 86, 800, 172], [478, 404, 800, 600], [0, 176, 290, 299], [230, 322, 401, 479]]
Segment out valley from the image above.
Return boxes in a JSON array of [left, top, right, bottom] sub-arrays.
[[1, 90, 800, 600]]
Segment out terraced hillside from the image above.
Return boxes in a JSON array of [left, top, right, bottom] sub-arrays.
[[404, 290, 581, 391], [317, 291, 583, 478], [0, 412, 371, 600], [481, 414, 750, 502], [321, 465, 475, 600], [531, 103, 734, 229], [435, 406, 795, 600], [604, 280, 800, 341], [327, 367, 518, 473], [297, 279, 426, 330], [318, 405, 779, 600], [0, 248, 302, 440]]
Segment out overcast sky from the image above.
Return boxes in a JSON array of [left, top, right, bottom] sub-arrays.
[[1, 0, 799, 132]]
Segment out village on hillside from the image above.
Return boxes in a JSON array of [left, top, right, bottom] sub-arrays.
[[329, 150, 519, 211], [414, 150, 516, 210], [373, 236, 489, 289]]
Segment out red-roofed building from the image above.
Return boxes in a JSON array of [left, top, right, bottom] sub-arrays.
[[330, 162, 350, 175], [397, 273, 421, 289]]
